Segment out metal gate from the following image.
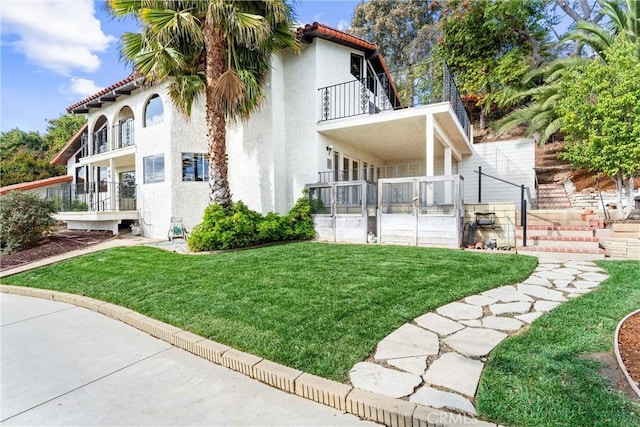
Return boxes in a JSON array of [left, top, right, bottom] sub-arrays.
[[378, 175, 464, 248], [307, 181, 376, 243]]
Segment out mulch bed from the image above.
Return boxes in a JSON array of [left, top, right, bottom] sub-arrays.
[[1, 231, 115, 272], [619, 312, 640, 393]]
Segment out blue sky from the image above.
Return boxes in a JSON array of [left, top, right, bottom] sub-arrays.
[[0, 0, 360, 134]]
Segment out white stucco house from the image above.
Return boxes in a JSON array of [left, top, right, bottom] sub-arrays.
[[47, 22, 535, 247]]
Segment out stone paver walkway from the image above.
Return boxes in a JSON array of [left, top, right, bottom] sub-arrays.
[[349, 260, 609, 416]]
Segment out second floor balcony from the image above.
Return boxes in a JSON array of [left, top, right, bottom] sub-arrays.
[[78, 119, 136, 161], [318, 60, 471, 141]]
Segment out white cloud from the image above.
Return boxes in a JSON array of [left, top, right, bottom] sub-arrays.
[[336, 20, 350, 31], [0, 0, 115, 75], [64, 77, 104, 98]]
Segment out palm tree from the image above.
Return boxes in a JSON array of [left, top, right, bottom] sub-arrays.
[[565, 0, 639, 58], [493, 57, 584, 143], [496, 0, 639, 144], [108, 0, 298, 207]]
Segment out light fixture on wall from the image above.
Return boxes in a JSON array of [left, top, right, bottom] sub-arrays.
[[326, 144, 334, 155]]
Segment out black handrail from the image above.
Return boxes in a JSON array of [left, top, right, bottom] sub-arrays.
[[318, 60, 472, 140], [474, 166, 529, 247]]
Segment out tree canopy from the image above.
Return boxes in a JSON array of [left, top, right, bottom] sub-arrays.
[[435, 0, 550, 128], [557, 36, 640, 218], [0, 115, 85, 188]]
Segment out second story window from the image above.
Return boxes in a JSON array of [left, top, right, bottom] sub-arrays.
[[144, 94, 164, 127], [350, 54, 363, 80]]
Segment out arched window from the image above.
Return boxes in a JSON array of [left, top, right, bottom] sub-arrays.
[[144, 94, 164, 127]]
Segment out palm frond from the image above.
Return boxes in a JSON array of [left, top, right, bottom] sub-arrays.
[[108, 0, 143, 17], [213, 69, 247, 117], [538, 116, 564, 144], [167, 73, 206, 116]]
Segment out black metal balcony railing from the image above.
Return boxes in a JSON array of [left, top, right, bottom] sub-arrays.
[[47, 182, 136, 212], [115, 119, 134, 149], [318, 60, 471, 140], [78, 132, 89, 159], [93, 128, 109, 154]]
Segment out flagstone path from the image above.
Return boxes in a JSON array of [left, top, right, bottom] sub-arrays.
[[349, 260, 609, 416]]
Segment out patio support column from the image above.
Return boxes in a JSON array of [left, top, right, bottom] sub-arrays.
[[444, 147, 452, 204], [109, 158, 116, 211], [425, 114, 435, 205], [426, 114, 435, 177]]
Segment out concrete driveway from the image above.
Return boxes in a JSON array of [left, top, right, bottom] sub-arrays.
[[1, 293, 376, 426]]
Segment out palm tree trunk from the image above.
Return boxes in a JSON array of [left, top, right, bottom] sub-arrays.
[[204, 17, 231, 207]]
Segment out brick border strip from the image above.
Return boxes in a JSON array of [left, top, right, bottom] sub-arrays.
[[0, 285, 495, 427], [614, 309, 640, 398]]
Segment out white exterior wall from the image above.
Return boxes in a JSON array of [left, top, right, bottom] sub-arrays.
[[459, 139, 535, 210], [166, 93, 210, 237]]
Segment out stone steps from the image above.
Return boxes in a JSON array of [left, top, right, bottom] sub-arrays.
[[516, 246, 606, 261], [516, 225, 605, 260], [517, 235, 601, 250], [537, 183, 572, 210]]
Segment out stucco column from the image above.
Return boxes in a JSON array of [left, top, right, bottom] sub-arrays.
[[426, 114, 435, 177], [110, 158, 116, 210], [444, 147, 452, 204], [425, 114, 435, 206]]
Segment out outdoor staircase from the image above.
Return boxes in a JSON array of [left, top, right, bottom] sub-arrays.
[[516, 209, 606, 260], [537, 183, 572, 209]]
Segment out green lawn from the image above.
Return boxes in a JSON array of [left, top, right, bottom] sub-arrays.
[[1, 242, 536, 381], [477, 260, 640, 427]]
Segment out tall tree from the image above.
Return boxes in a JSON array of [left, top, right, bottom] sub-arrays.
[[496, 0, 640, 144], [43, 114, 87, 153], [436, 0, 550, 129], [351, 0, 439, 69], [556, 36, 640, 219], [0, 115, 85, 187], [351, 0, 440, 106], [109, 0, 298, 207]]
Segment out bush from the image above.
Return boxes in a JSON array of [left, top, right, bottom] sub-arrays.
[[187, 194, 316, 252], [0, 191, 56, 254]]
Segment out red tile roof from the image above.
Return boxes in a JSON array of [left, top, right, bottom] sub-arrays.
[[297, 22, 378, 54], [65, 23, 402, 117], [0, 175, 73, 196], [51, 123, 88, 165], [297, 22, 403, 108], [66, 74, 137, 113]]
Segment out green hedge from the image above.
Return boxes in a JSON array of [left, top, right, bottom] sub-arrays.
[[1, 191, 56, 254], [187, 195, 315, 251]]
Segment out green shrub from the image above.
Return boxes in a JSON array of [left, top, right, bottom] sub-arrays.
[[0, 191, 56, 254], [187, 194, 316, 252]]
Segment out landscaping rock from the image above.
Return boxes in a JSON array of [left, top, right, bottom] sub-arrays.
[[464, 294, 497, 306], [387, 356, 427, 376], [436, 302, 483, 320], [374, 324, 439, 361], [349, 362, 422, 398], [444, 328, 507, 357], [489, 301, 532, 315], [515, 311, 545, 323], [482, 316, 524, 331], [409, 386, 476, 415], [516, 284, 567, 302], [414, 312, 464, 336], [423, 352, 484, 397], [482, 286, 533, 303]]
